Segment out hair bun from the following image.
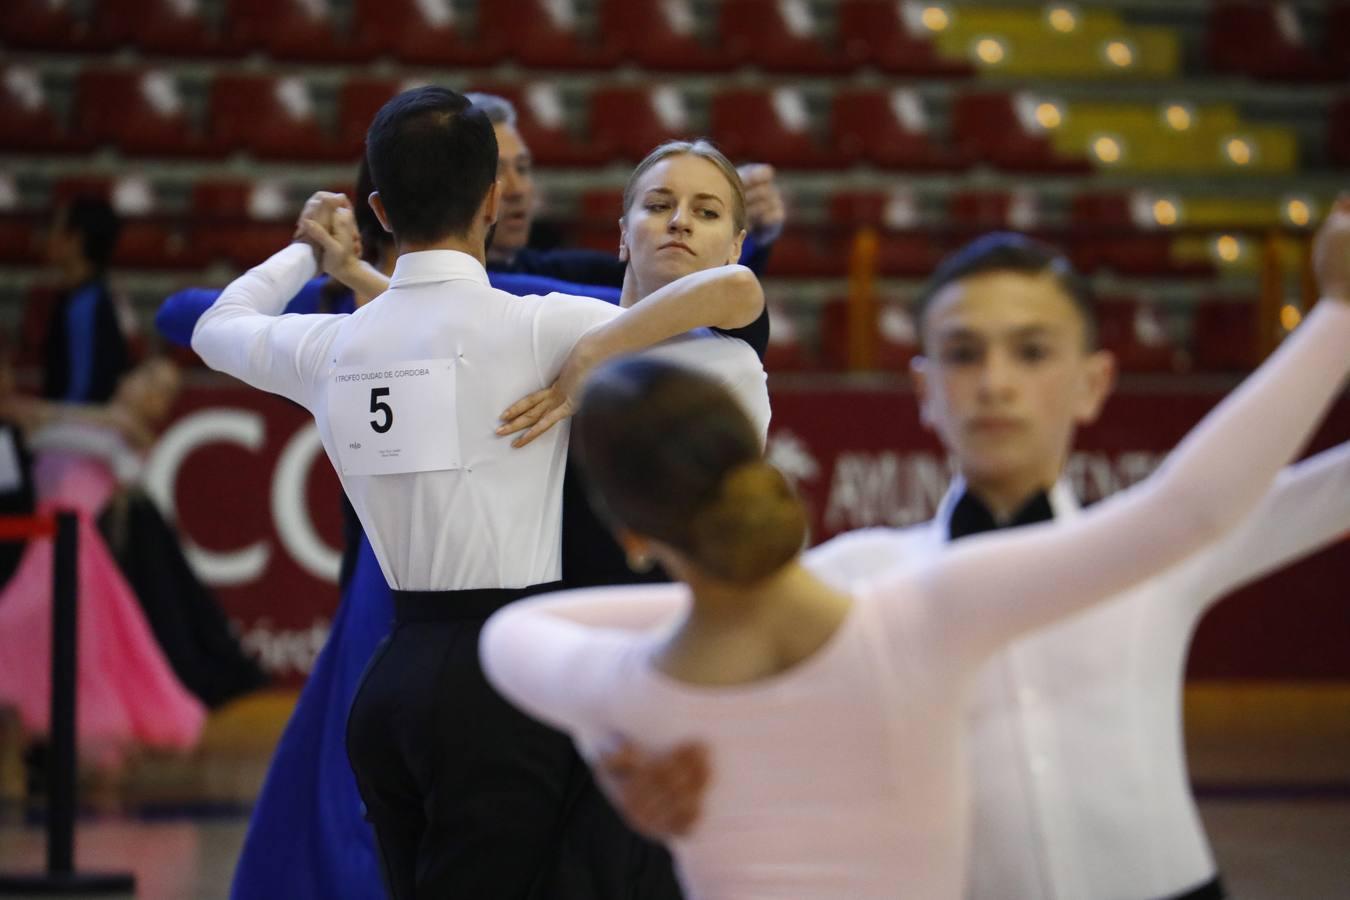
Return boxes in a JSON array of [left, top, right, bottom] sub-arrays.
[[690, 462, 807, 584]]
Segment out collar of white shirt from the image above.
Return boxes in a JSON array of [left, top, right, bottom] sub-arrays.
[[934, 476, 1082, 543], [388, 249, 492, 289]]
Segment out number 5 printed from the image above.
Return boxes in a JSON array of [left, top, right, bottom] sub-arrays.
[[369, 387, 393, 434]]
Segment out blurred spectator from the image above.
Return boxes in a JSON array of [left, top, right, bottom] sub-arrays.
[[41, 195, 135, 404]]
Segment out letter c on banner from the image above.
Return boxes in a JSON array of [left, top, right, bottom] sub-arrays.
[[272, 423, 341, 583], [144, 409, 271, 586]]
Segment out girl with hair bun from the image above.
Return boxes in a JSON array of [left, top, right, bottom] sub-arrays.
[[483, 265, 1350, 899]]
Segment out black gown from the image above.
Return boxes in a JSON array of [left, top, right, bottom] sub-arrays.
[[490, 243, 772, 900], [98, 489, 269, 709]]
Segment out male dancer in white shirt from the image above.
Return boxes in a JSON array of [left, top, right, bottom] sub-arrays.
[[601, 209, 1350, 900], [191, 86, 764, 899]]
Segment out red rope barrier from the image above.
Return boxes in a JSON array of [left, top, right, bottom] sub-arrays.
[[0, 515, 56, 541]]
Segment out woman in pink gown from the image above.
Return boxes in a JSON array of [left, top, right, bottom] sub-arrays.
[[0, 361, 206, 769]]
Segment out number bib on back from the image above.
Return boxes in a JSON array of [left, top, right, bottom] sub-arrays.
[[327, 359, 460, 476]]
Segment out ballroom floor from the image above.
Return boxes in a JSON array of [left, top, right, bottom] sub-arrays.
[[1, 684, 1347, 899]]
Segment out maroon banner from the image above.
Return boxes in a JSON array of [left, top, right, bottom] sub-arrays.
[[152, 381, 1349, 684]]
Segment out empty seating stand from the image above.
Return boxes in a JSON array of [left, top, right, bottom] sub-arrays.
[[208, 74, 342, 161], [710, 88, 843, 169], [591, 87, 695, 164], [479, 0, 614, 69], [830, 90, 962, 170], [837, 0, 974, 76], [76, 69, 219, 158], [953, 93, 1092, 174], [719, 0, 849, 73], [353, 0, 501, 66], [600, 0, 736, 70]]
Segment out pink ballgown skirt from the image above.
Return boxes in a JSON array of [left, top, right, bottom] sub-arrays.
[[0, 452, 206, 766]]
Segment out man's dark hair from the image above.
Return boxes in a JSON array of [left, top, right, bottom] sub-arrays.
[[915, 232, 1098, 348], [62, 195, 122, 271], [364, 86, 498, 244]]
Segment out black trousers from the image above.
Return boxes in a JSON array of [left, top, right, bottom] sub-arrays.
[[346, 586, 683, 900]]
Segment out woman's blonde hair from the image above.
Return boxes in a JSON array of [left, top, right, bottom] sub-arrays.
[[621, 139, 748, 234]]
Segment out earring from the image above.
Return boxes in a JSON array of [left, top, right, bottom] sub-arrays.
[[627, 553, 654, 574]]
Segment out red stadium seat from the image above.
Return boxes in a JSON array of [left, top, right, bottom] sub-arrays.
[[952, 93, 1091, 174], [948, 190, 1043, 232], [1068, 193, 1214, 278], [1331, 3, 1350, 78], [837, 0, 974, 76], [763, 227, 849, 277], [76, 69, 219, 158], [0, 0, 112, 52], [579, 189, 626, 227], [352, 0, 498, 65], [829, 190, 909, 229], [225, 0, 367, 61], [0, 65, 79, 153], [1207, 1, 1338, 82], [829, 191, 890, 228], [826, 191, 937, 275], [337, 78, 402, 159], [479, 0, 612, 69], [196, 222, 297, 268], [192, 179, 298, 266], [590, 87, 694, 163], [1068, 193, 1204, 277], [0, 214, 45, 265], [1329, 94, 1350, 168], [949, 191, 1014, 229], [569, 188, 625, 254], [719, 0, 848, 73], [1095, 298, 1183, 374], [830, 90, 961, 170], [91, 0, 235, 56], [1190, 299, 1260, 372], [599, 0, 734, 71], [467, 83, 604, 166], [877, 233, 944, 277], [208, 74, 339, 160], [819, 298, 919, 372], [763, 301, 814, 372], [710, 89, 841, 169]]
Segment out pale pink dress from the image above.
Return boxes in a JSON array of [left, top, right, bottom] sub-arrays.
[[0, 447, 206, 766], [482, 301, 1350, 898]]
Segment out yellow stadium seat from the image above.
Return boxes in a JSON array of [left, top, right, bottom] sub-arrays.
[[1040, 102, 1298, 174], [932, 9, 1181, 79]]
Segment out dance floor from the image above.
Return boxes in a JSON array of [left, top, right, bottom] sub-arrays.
[[1, 685, 1347, 899]]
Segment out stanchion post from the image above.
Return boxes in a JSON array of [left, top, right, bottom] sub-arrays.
[[0, 511, 135, 895], [48, 511, 78, 876]]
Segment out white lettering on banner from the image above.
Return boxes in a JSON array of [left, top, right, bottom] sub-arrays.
[[272, 424, 342, 582], [766, 429, 821, 490], [237, 616, 332, 677], [144, 409, 271, 586], [823, 451, 953, 531]]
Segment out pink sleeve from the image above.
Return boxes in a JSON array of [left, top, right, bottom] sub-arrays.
[[479, 585, 687, 735], [892, 300, 1350, 671]]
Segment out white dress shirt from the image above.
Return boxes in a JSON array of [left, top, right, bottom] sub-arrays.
[[807, 441, 1350, 900], [193, 245, 623, 591]]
